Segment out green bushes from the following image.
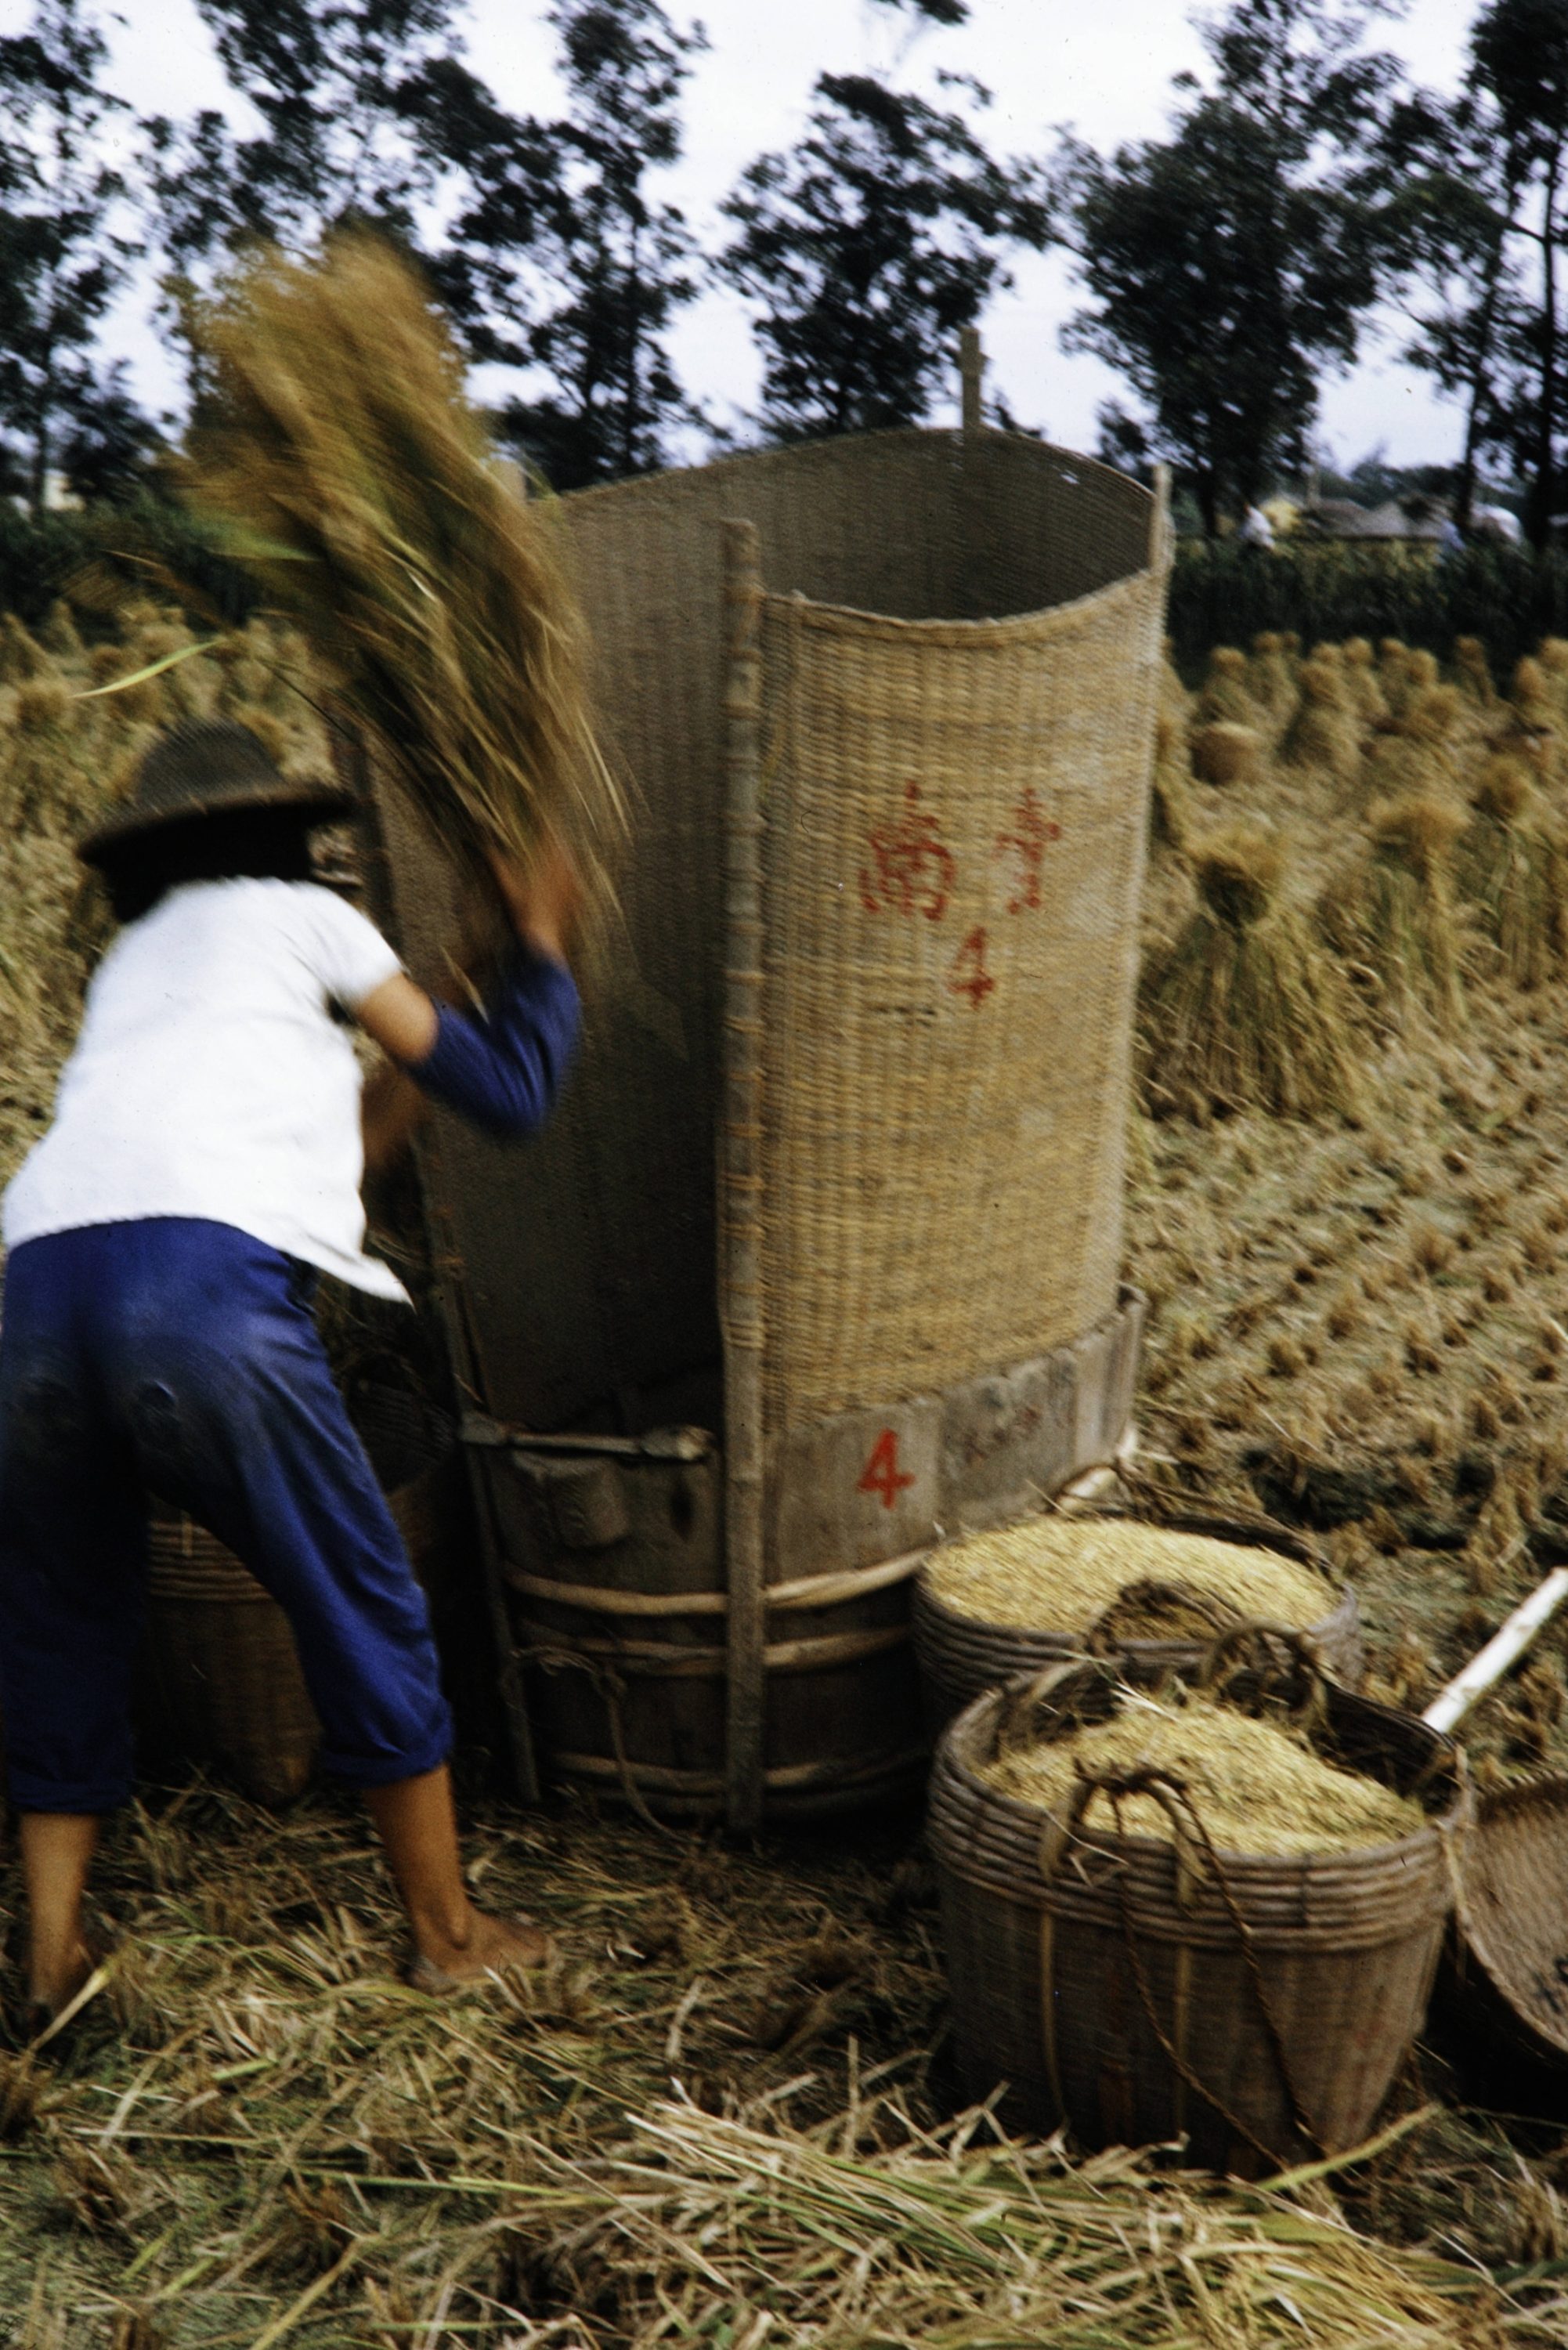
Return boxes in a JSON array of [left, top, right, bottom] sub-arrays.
[[1169, 540, 1568, 681], [0, 497, 255, 633]]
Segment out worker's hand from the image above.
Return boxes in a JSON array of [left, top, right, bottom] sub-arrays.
[[487, 834, 582, 967]]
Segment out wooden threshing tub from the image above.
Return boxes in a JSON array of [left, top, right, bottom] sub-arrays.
[[359, 422, 1171, 1827]]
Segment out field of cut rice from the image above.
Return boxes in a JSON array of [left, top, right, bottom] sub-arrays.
[[5, 616, 1568, 2342]]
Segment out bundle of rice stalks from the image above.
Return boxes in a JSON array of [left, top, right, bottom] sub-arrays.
[[1379, 637, 1414, 713], [1195, 645, 1258, 727], [980, 1687, 1425, 1856], [0, 613, 49, 684], [1248, 630, 1295, 720], [1190, 719, 1263, 786], [1281, 656, 1360, 794], [533, 2095, 1496, 2350], [1150, 712, 1193, 849], [924, 1516, 1335, 1633], [1319, 796, 1465, 1033], [1539, 635, 1568, 717], [1458, 752, 1567, 990], [1364, 686, 1463, 801], [1454, 635, 1498, 708], [38, 598, 85, 667], [1161, 634, 1191, 722], [1342, 634, 1387, 722], [184, 234, 624, 906], [1140, 824, 1363, 1120], [1512, 655, 1557, 734]]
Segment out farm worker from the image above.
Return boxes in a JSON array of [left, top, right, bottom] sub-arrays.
[[0, 718, 580, 2025]]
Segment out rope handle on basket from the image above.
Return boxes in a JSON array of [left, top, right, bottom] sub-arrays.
[[1035, 1753, 1330, 2170], [996, 1658, 1114, 1757], [1083, 1579, 1244, 1658], [1196, 1619, 1329, 1734]]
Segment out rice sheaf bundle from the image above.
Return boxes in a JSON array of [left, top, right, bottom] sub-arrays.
[[1194, 645, 1257, 727], [1341, 635, 1386, 724], [183, 235, 623, 907], [1458, 752, 1567, 989], [1454, 634, 1497, 709], [1140, 823, 1363, 1121], [1319, 795, 1465, 1033], [1280, 656, 1360, 794]]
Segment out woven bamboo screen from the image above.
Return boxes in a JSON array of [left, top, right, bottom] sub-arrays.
[[753, 569, 1162, 1430], [370, 428, 1162, 1436]]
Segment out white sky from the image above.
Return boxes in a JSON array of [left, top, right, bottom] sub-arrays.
[[65, 0, 1484, 473]]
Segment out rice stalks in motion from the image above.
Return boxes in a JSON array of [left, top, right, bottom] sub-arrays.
[[184, 233, 625, 907], [1319, 796, 1465, 1034], [1458, 752, 1567, 990], [1140, 824, 1363, 1121]]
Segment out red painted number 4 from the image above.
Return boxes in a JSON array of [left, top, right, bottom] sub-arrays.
[[948, 925, 995, 1008], [858, 1428, 915, 1510]]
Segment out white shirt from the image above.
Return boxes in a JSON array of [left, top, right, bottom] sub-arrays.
[[3, 877, 407, 1299]]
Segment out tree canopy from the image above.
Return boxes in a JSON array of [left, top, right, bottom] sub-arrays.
[[718, 70, 1046, 440], [1060, 0, 1403, 532]]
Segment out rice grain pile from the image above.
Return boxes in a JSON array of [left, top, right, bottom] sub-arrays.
[[980, 1690, 1424, 1855], [925, 1517, 1335, 1632]]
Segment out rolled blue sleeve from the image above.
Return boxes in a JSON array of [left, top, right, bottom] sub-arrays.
[[405, 946, 580, 1140]]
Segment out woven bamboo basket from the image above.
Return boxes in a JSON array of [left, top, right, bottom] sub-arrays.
[[928, 1647, 1469, 2175], [913, 1510, 1364, 1729], [1433, 1772, 1568, 2114], [137, 1512, 321, 1806], [358, 418, 1171, 1825], [136, 1390, 450, 1805]]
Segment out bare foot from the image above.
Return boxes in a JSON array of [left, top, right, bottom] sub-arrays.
[[410, 1910, 554, 1992], [26, 1936, 96, 2027]]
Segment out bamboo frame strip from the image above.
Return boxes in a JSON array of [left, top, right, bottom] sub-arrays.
[[506, 1546, 930, 1620], [721, 518, 768, 1833]]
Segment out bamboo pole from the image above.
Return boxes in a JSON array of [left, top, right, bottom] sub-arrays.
[[959, 327, 985, 437], [1422, 1564, 1568, 1735], [721, 518, 768, 1835]]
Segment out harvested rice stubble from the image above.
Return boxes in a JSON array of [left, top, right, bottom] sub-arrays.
[[979, 1690, 1426, 1856]]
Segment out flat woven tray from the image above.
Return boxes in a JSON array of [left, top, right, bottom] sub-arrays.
[[1443, 1773, 1568, 2094]]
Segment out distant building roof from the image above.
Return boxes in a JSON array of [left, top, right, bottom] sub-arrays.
[[1293, 497, 1447, 542]]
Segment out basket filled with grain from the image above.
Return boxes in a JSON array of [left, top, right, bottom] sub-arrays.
[[913, 1509, 1362, 1727], [928, 1634, 1469, 2175]]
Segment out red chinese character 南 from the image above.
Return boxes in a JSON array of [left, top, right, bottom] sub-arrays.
[[993, 786, 1061, 913], [859, 783, 956, 921]]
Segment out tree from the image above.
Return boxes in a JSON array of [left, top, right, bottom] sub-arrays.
[[1060, 0, 1403, 533], [0, 0, 143, 513], [143, 0, 470, 386], [1466, 0, 1568, 544], [717, 71, 1047, 440], [1379, 84, 1524, 530], [435, 0, 708, 489]]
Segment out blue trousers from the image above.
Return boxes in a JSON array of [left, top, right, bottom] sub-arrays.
[[0, 1218, 453, 1811]]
